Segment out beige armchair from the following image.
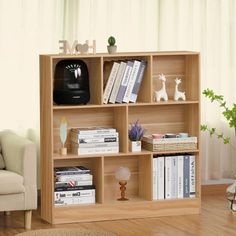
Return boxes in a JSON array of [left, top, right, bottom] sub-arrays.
[[0, 131, 37, 229]]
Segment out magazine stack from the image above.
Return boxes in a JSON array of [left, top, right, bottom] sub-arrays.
[[54, 166, 95, 206], [70, 127, 119, 155]]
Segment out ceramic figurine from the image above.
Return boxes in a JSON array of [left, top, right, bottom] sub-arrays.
[[154, 74, 168, 101], [174, 78, 186, 101]]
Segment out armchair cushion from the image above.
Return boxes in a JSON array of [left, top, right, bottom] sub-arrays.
[[0, 170, 25, 194], [0, 145, 5, 169]]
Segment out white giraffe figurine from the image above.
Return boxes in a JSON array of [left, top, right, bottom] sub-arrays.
[[174, 78, 186, 101], [154, 74, 168, 101]]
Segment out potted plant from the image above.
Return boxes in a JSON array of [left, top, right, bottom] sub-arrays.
[[201, 88, 236, 210], [107, 36, 117, 54], [128, 120, 145, 152], [200, 88, 236, 144]]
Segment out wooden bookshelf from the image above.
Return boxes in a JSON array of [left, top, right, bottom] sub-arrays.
[[40, 51, 201, 224]]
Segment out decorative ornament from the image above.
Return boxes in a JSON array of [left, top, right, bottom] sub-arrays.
[[59, 117, 67, 155], [174, 78, 186, 101], [154, 73, 168, 102]]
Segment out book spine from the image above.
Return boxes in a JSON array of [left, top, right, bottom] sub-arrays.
[[55, 180, 93, 188], [55, 196, 95, 206], [57, 174, 93, 182], [165, 156, 172, 199], [129, 60, 147, 103], [177, 155, 184, 198], [103, 62, 120, 104], [72, 146, 119, 155], [70, 132, 119, 140], [189, 155, 196, 198], [157, 156, 165, 200], [171, 156, 178, 199], [153, 157, 157, 200], [71, 128, 116, 135], [71, 142, 119, 149], [71, 137, 118, 144], [109, 61, 127, 103], [55, 189, 95, 198], [183, 155, 190, 198], [116, 61, 134, 103], [55, 171, 90, 176], [55, 185, 95, 192], [123, 60, 141, 103]]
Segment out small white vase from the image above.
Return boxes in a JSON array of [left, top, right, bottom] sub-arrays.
[[107, 45, 117, 54], [129, 141, 141, 152]]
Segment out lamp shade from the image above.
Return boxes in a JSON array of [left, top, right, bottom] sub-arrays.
[[115, 167, 131, 181]]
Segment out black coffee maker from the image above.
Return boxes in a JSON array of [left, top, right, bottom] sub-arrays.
[[53, 60, 90, 105]]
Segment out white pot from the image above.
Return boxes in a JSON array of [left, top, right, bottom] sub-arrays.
[[129, 141, 141, 152], [107, 45, 117, 54]]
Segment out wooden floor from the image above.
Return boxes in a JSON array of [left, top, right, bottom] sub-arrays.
[[1, 189, 236, 236]]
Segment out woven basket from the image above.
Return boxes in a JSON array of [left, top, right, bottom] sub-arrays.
[[142, 136, 197, 152]]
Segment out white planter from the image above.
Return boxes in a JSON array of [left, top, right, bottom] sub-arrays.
[[107, 45, 117, 54], [129, 141, 141, 152]]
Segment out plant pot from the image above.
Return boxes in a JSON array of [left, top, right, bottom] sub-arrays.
[[129, 141, 141, 152], [107, 45, 117, 54]]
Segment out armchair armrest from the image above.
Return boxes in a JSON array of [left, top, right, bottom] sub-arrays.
[[0, 131, 37, 209]]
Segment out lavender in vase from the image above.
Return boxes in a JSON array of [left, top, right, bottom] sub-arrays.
[[128, 120, 145, 141]]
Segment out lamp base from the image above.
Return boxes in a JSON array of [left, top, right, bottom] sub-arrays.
[[117, 181, 129, 201], [117, 197, 129, 201]]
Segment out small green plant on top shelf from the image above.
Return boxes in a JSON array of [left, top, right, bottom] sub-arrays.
[[107, 36, 117, 54], [201, 88, 236, 144]]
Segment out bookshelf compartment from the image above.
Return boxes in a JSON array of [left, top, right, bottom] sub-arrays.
[[152, 54, 199, 102], [53, 106, 127, 153], [52, 57, 103, 105], [103, 55, 152, 103], [103, 155, 152, 203], [128, 104, 199, 139], [54, 157, 103, 204]]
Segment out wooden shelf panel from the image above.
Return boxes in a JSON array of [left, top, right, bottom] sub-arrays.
[[52, 197, 200, 224]]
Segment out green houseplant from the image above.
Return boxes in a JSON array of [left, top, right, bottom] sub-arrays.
[[107, 36, 117, 54], [201, 88, 236, 144]]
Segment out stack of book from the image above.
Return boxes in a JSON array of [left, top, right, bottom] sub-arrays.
[[54, 166, 95, 206], [70, 127, 119, 155], [103, 60, 147, 104], [152, 154, 195, 200]]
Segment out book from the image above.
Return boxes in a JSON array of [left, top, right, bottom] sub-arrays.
[[55, 180, 93, 188], [56, 174, 93, 182], [54, 166, 90, 175], [189, 155, 196, 198], [70, 132, 119, 140], [165, 156, 172, 199], [171, 156, 178, 199], [71, 127, 116, 135], [55, 189, 95, 198], [116, 61, 134, 103], [129, 60, 147, 103], [123, 60, 141, 103], [109, 61, 127, 103], [157, 156, 165, 200], [103, 62, 120, 104], [177, 155, 184, 198], [55, 185, 95, 192], [55, 196, 95, 206], [153, 157, 157, 200], [71, 142, 119, 149], [183, 155, 190, 198], [71, 136, 118, 144], [71, 146, 119, 155]]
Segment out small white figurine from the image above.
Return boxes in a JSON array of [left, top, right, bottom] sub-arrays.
[[154, 74, 168, 102], [174, 78, 186, 101]]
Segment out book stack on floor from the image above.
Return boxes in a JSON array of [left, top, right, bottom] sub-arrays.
[[153, 154, 195, 200], [103, 60, 147, 104], [54, 166, 95, 206], [70, 127, 119, 155]]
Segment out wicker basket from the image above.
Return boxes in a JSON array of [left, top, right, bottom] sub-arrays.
[[142, 136, 197, 152]]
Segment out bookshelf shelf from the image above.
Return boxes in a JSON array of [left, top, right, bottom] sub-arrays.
[[40, 51, 201, 224]]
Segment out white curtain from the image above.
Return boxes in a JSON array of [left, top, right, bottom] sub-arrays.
[[0, 0, 235, 183]]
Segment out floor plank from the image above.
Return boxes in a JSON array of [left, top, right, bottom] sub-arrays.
[[0, 194, 236, 236]]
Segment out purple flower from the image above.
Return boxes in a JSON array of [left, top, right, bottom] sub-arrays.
[[128, 120, 145, 141]]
